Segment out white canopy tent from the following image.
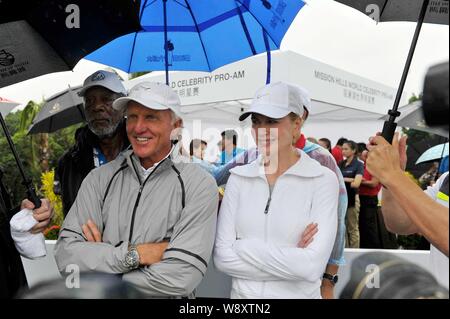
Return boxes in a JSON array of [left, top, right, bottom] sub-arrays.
[[126, 51, 408, 154]]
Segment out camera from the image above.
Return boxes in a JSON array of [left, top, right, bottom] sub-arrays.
[[19, 272, 144, 299], [423, 61, 449, 131], [340, 252, 448, 299]]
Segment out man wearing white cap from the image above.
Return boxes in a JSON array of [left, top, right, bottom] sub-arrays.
[[55, 82, 218, 298], [55, 70, 130, 216], [214, 81, 339, 299]]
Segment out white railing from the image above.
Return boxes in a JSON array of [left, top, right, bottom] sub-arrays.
[[21, 241, 431, 298]]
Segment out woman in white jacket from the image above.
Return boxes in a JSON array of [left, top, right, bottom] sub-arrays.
[[213, 82, 339, 299]]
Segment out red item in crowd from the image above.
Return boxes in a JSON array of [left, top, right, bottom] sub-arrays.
[[359, 164, 382, 196], [331, 146, 343, 164], [295, 134, 306, 150]]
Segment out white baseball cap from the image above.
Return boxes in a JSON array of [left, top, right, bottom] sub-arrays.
[[113, 82, 182, 117], [78, 70, 127, 97], [239, 81, 311, 121]]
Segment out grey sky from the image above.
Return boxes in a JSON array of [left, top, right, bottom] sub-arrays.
[[1, 0, 448, 109]]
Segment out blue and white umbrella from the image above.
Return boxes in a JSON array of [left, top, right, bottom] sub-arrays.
[[416, 142, 449, 165], [86, 0, 306, 84]]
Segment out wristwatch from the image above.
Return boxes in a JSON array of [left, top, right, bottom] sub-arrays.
[[123, 244, 140, 270], [323, 273, 339, 285]]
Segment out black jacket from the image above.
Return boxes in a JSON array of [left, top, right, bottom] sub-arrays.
[[55, 124, 129, 216], [0, 170, 27, 299]]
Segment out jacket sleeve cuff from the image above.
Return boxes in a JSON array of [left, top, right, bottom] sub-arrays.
[[163, 248, 208, 275]]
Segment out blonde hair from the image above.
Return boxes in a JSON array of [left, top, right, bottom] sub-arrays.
[[288, 112, 301, 122], [288, 112, 302, 144]]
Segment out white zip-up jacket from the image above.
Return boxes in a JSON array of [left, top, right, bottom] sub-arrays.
[[214, 149, 339, 299]]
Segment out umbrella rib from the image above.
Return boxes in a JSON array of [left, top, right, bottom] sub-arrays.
[[235, 3, 257, 55], [144, 0, 158, 9], [234, 0, 281, 48], [379, 0, 388, 20], [173, 0, 188, 9], [127, 0, 151, 73], [183, 0, 212, 71], [126, 34, 139, 73]]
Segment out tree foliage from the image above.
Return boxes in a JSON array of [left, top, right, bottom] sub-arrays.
[[129, 71, 151, 80], [0, 103, 80, 206]]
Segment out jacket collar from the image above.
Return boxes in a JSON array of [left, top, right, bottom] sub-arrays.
[[231, 149, 324, 179], [123, 144, 182, 183]]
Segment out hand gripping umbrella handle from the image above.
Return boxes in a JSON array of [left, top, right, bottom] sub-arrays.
[[25, 182, 42, 209], [381, 120, 398, 144]]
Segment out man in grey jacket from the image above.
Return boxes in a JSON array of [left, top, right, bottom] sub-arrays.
[[55, 82, 218, 298]]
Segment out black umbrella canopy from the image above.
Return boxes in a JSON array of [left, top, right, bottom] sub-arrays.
[[0, 1, 140, 207], [335, 0, 449, 25], [28, 85, 85, 134], [334, 0, 449, 143], [0, 0, 141, 88]]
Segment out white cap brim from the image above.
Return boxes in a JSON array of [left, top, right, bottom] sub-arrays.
[[239, 104, 295, 121], [113, 96, 171, 112]]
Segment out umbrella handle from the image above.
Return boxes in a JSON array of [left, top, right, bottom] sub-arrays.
[[381, 109, 401, 143], [26, 183, 42, 209], [381, 120, 398, 144]]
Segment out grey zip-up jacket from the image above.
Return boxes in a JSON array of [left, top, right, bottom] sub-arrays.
[[55, 148, 218, 298]]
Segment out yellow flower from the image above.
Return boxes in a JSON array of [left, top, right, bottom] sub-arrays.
[[41, 170, 64, 228]]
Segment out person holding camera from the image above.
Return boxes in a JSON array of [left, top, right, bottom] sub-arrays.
[[366, 132, 448, 289]]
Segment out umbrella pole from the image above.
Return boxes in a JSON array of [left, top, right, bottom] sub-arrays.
[[263, 30, 271, 84], [163, 0, 169, 86], [381, 0, 429, 143], [0, 113, 41, 208]]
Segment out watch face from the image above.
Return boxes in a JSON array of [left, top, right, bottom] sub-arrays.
[[125, 249, 139, 268], [126, 254, 135, 265], [324, 273, 338, 284]]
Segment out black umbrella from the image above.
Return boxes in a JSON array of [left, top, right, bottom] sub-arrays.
[[381, 101, 449, 138], [335, 0, 449, 143], [28, 86, 85, 134], [0, 0, 141, 207], [0, 0, 141, 88]]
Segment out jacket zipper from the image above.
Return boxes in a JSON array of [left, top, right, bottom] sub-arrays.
[[261, 178, 281, 298], [262, 183, 272, 298], [264, 195, 271, 215], [128, 158, 166, 243], [128, 185, 143, 243]]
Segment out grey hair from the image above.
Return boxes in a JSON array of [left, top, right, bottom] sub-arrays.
[[170, 110, 183, 126]]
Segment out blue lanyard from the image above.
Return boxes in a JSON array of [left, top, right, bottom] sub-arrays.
[[93, 147, 108, 168]]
